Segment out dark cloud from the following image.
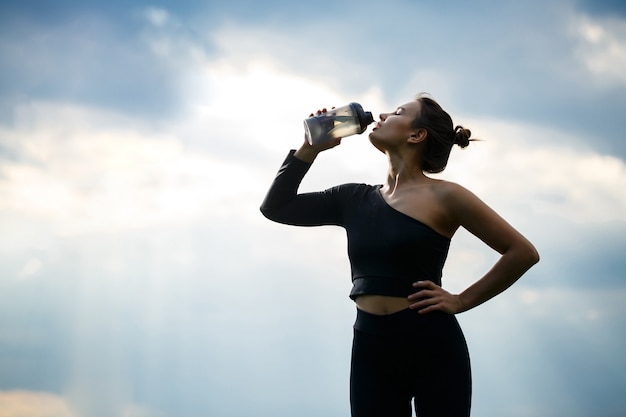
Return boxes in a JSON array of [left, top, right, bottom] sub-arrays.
[[577, 0, 626, 18], [0, 8, 189, 123], [466, 299, 626, 417], [2, 1, 625, 160], [359, 4, 626, 160], [525, 220, 626, 288]]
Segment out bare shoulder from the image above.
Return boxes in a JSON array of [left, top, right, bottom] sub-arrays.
[[417, 179, 484, 237], [431, 179, 480, 206], [433, 179, 531, 253], [429, 179, 538, 260], [431, 179, 500, 229]]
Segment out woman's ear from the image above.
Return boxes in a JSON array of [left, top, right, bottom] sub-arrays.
[[408, 128, 427, 144]]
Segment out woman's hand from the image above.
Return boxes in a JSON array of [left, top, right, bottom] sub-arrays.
[[407, 281, 465, 315]]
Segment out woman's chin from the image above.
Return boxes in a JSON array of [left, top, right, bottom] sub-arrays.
[[368, 135, 386, 153]]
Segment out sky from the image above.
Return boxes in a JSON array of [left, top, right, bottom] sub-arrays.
[[0, 0, 625, 416]]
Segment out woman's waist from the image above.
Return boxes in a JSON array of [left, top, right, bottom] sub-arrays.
[[354, 294, 411, 316]]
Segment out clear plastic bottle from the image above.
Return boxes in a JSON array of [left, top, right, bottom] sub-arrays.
[[304, 102, 374, 146]]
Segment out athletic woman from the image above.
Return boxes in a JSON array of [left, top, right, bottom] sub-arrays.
[[260, 93, 539, 417]]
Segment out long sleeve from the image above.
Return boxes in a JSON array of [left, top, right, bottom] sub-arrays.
[[260, 150, 344, 226]]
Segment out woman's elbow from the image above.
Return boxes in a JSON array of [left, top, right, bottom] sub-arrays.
[[259, 205, 276, 221], [259, 205, 288, 224], [507, 238, 540, 269], [522, 241, 540, 267]]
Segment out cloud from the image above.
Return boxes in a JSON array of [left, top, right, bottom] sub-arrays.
[[142, 7, 170, 27], [1, 37, 624, 285], [433, 116, 626, 290], [462, 285, 626, 417], [571, 12, 626, 85], [0, 4, 625, 416], [187, 4, 626, 159], [0, 9, 183, 121], [440, 117, 626, 224], [17, 257, 42, 278], [576, 0, 626, 18], [0, 101, 256, 238], [2, 1, 626, 157]]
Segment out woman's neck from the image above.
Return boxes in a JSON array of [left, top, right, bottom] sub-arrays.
[[383, 151, 429, 194]]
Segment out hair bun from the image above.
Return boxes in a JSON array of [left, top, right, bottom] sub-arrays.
[[454, 125, 471, 148]]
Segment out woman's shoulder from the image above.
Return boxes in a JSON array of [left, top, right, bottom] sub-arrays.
[[431, 179, 472, 196], [430, 179, 483, 208], [431, 180, 497, 226]]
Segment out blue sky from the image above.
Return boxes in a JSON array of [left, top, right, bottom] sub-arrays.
[[0, 1, 625, 416]]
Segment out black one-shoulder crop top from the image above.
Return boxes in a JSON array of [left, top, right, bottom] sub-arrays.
[[260, 150, 451, 300]]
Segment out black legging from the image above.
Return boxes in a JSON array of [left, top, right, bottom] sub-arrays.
[[350, 308, 472, 417]]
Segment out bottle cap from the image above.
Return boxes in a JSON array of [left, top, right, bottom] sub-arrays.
[[350, 102, 375, 133]]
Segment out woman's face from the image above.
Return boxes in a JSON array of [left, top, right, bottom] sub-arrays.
[[369, 100, 421, 151]]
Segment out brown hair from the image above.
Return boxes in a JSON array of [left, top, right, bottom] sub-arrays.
[[412, 93, 472, 173]]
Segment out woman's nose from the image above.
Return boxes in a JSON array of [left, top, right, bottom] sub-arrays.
[[379, 113, 387, 121]]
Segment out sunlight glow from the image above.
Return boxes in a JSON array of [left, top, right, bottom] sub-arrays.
[[0, 391, 77, 417]]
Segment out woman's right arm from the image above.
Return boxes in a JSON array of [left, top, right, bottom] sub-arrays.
[[260, 137, 342, 226]]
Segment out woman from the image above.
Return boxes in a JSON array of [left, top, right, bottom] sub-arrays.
[[260, 93, 539, 417]]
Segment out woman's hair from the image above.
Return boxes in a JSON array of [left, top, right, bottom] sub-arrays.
[[412, 93, 472, 173]]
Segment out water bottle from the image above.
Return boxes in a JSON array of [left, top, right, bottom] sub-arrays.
[[304, 102, 374, 146]]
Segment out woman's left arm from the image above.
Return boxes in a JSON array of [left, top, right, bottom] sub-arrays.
[[408, 183, 540, 314]]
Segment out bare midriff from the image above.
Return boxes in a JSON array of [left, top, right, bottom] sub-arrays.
[[355, 294, 412, 315]]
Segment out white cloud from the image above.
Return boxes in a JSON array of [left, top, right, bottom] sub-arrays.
[[206, 22, 371, 84], [17, 257, 42, 278], [0, 103, 223, 237], [437, 116, 626, 225], [572, 13, 626, 85], [142, 7, 170, 28], [2, 32, 624, 250], [0, 29, 391, 240]]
